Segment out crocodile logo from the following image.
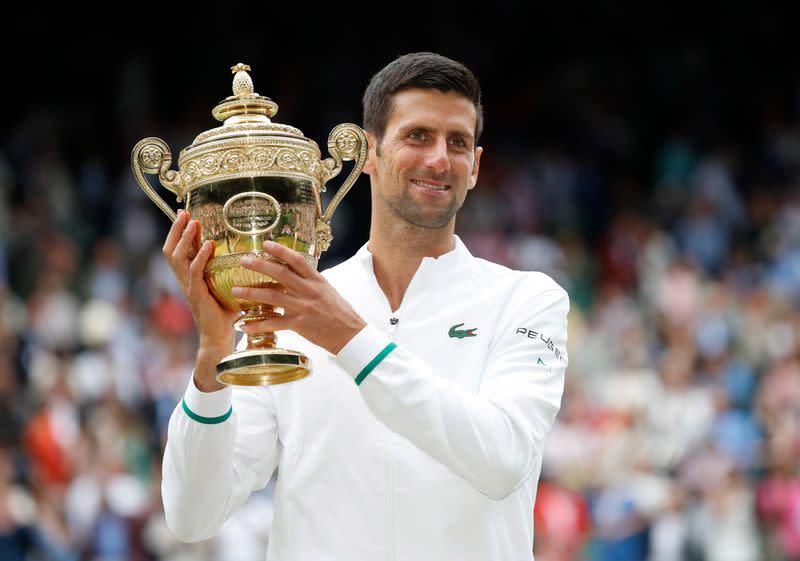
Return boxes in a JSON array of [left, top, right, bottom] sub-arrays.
[[449, 323, 478, 339]]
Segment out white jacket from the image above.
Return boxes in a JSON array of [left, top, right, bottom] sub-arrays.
[[162, 236, 569, 561]]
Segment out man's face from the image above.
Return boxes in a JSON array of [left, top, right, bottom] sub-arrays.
[[364, 88, 482, 230]]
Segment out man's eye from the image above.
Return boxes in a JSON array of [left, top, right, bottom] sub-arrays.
[[409, 131, 425, 140], [448, 138, 467, 148]]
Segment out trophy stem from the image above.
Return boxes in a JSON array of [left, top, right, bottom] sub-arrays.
[[216, 303, 312, 386], [237, 305, 279, 350]]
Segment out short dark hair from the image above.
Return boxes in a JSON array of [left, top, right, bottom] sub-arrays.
[[362, 52, 483, 145]]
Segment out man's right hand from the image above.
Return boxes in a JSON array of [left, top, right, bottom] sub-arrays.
[[163, 209, 239, 392]]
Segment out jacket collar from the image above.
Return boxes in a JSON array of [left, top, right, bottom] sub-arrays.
[[355, 235, 473, 275]]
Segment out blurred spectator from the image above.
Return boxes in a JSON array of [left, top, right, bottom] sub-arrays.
[[686, 469, 760, 561], [757, 424, 800, 561], [0, 446, 77, 561], [639, 347, 715, 472], [534, 475, 591, 561]]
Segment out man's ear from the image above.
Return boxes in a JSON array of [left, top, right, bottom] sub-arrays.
[[363, 131, 378, 174], [468, 146, 483, 190]]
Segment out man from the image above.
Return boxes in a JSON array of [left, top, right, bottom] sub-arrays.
[[161, 52, 569, 561]]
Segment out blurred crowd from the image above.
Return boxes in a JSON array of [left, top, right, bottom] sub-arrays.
[[464, 126, 800, 561], [1, 47, 800, 561]]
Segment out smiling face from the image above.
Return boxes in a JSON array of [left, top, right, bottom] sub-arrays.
[[364, 88, 483, 231]]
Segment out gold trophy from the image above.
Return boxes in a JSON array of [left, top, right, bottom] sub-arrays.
[[131, 63, 367, 386]]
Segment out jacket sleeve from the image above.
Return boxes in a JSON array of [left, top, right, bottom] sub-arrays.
[[333, 281, 569, 500], [161, 379, 280, 542]]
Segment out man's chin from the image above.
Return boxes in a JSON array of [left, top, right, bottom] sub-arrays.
[[403, 211, 457, 230], [386, 197, 461, 229]]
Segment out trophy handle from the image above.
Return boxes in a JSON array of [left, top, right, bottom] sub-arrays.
[[131, 137, 183, 221], [320, 123, 368, 225]]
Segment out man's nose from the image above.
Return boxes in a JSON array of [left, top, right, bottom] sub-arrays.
[[424, 138, 450, 174]]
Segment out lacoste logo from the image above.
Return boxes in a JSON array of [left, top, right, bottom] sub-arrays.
[[449, 323, 478, 339]]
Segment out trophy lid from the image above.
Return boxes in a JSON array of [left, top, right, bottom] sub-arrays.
[[174, 64, 328, 194], [187, 63, 309, 145]]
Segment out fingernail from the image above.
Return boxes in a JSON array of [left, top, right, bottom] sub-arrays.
[[264, 240, 276, 249], [203, 240, 212, 251], [231, 287, 243, 296], [240, 256, 253, 266]]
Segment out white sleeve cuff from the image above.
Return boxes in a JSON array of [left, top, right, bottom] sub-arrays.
[[183, 374, 233, 418], [333, 324, 395, 381]]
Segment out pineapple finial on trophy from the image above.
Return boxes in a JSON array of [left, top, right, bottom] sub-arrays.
[[231, 63, 254, 97], [212, 64, 278, 123]]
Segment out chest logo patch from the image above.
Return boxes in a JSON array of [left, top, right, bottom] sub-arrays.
[[449, 323, 478, 339]]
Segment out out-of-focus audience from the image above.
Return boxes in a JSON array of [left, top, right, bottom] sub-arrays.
[[2, 48, 799, 560]]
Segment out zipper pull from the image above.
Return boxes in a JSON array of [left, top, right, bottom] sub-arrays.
[[388, 317, 399, 340]]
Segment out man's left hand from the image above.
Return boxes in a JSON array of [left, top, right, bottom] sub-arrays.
[[232, 240, 367, 355]]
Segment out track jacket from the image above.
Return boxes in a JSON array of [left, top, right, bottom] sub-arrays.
[[162, 236, 569, 561]]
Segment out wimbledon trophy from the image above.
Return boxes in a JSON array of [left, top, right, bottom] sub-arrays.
[[131, 63, 367, 386]]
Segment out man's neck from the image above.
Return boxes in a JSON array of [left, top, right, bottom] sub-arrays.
[[367, 222, 455, 312]]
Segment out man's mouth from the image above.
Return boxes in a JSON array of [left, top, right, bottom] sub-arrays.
[[411, 179, 450, 191]]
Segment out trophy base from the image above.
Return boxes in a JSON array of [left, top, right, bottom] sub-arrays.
[[216, 348, 311, 386]]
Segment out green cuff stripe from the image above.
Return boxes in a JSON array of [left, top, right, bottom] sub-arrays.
[[182, 399, 233, 425], [355, 343, 397, 386]]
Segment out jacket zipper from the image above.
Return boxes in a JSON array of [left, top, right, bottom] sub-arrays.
[[378, 262, 422, 560], [381, 264, 422, 340]]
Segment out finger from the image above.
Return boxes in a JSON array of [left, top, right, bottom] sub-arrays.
[[231, 285, 297, 309], [163, 209, 189, 257], [173, 219, 198, 262], [263, 240, 317, 279], [192, 219, 202, 258], [189, 239, 214, 279], [239, 254, 297, 288]]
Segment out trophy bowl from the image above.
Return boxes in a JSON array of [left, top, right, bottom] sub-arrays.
[[131, 63, 367, 386]]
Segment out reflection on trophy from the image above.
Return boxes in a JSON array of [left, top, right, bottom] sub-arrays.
[[131, 63, 367, 386]]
